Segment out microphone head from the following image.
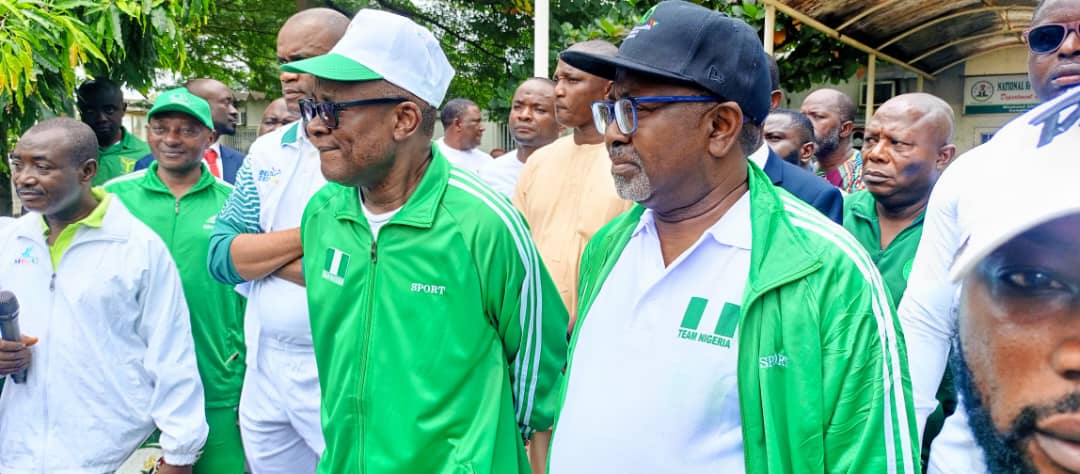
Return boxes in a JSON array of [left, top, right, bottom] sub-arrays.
[[0, 290, 18, 319]]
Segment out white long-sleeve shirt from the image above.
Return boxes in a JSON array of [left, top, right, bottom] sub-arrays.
[[899, 87, 1080, 472], [0, 196, 207, 473]]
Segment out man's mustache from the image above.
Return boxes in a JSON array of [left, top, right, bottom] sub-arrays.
[[1001, 391, 1080, 445]]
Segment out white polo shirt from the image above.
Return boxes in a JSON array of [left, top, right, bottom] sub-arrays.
[[550, 192, 752, 473], [479, 149, 522, 197], [436, 137, 492, 174]]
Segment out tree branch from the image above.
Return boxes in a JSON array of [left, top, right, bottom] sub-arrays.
[[369, 0, 509, 66]]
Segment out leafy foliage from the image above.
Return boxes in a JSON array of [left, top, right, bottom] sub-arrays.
[[0, 0, 213, 175], [319, 0, 862, 120], [557, 0, 863, 93], [184, 0, 296, 95]]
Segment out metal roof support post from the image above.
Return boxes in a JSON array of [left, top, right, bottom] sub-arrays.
[[866, 53, 877, 125], [534, 0, 550, 78], [764, 4, 776, 55], [917, 75, 925, 92], [758, 0, 934, 81]]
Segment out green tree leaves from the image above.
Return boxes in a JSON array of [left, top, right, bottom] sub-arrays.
[[0, 0, 211, 175]]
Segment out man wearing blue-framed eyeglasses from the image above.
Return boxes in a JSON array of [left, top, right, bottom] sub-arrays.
[[547, 1, 918, 472]]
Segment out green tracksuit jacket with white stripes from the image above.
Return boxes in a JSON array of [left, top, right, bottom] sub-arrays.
[[560, 162, 920, 473], [300, 145, 569, 474]]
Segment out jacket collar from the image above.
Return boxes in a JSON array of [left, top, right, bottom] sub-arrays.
[[333, 142, 449, 230], [100, 127, 139, 153], [761, 148, 784, 185], [280, 121, 301, 147], [16, 190, 132, 244], [140, 161, 220, 197], [587, 160, 822, 304], [745, 160, 823, 301], [847, 189, 926, 234]]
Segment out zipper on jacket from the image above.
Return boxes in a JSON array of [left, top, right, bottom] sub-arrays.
[[357, 238, 378, 466]]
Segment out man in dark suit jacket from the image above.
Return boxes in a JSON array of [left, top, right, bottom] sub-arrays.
[[763, 55, 843, 224], [134, 143, 244, 184], [762, 147, 843, 224]]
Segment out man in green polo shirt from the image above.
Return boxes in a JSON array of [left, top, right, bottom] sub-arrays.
[[843, 93, 956, 304], [842, 92, 956, 468], [105, 89, 246, 473], [77, 78, 151, 186]]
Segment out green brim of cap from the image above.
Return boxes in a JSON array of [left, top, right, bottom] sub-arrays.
[[280, 52, 384, 82], [148, 103, 214, 131]]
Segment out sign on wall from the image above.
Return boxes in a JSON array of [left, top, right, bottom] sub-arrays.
[[964, 74, 1039, 115]]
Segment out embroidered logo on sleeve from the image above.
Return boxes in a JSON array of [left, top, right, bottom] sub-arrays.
[[322, 248, 351, 286]]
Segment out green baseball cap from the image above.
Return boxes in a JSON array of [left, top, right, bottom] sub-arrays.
[[148, 88, 214, 130]]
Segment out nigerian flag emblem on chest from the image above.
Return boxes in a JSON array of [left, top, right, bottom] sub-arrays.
[[322, 248, 350, 286]]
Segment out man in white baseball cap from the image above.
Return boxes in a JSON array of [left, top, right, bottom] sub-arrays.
[[282, 9, 569, 474], [900, 69, 1080, 470], [947, 145, 1080, 473]]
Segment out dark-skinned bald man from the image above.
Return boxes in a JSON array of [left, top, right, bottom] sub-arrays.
[[843, 93, 959, 470], [206, 8, 350, 473]]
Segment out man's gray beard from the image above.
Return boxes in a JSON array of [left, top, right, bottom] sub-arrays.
[[609, 145, 653, 201], [612, 172, 652, 202]]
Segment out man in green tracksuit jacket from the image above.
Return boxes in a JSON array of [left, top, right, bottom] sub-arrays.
[[283, 9, 568, 474], [105, 88, 246, 473], [548, 2, 919, 473]]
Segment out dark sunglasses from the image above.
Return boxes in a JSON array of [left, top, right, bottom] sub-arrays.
[[299, 97, 408, 129], [1023, 21, 1080, 54]]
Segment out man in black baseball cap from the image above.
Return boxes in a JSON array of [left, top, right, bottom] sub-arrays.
[[548, 1, 918, 472]]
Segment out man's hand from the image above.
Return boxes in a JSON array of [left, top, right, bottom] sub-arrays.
[[0, 335, 37, 376], [156, 462, 193, 474]]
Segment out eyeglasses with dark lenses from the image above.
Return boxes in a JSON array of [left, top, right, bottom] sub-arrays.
[[1023, 22, 1080, 54], [590, 95, 725, 136], [298, 97, 409, 129]]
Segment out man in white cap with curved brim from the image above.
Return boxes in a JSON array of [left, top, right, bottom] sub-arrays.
[[281, 8, 569, 474], [947, 140, 1080, 473]]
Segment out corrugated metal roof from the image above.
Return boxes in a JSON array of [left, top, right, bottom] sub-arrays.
[[769, 0, 1037, 76]]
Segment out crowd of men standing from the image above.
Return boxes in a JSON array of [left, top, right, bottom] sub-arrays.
[[1, 0, 1079, 472]]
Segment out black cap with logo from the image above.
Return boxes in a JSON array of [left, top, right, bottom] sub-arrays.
[[559, 0, 771, 124]]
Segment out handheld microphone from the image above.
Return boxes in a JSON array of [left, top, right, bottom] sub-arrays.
[[0, 290, 27, 384]]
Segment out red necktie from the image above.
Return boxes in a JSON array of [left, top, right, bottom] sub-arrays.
[[204, 148, 221, 178]]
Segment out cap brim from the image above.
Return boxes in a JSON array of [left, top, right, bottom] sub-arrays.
[[281, 53, 384, 82], [148, 104, 213, 131], [559, 50, 696, 85], [949, 205, 1080, 283]]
